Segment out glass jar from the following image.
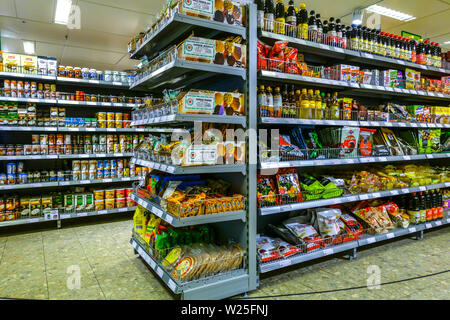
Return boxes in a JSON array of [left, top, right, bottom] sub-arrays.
[[104, 71, 112, 82]]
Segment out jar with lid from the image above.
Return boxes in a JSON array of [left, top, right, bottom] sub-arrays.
[[90, 69, 97, 79], [58, 66, 66, 77], [113, 71, 121, 82], [81, 68, 90, 79], [96, 71, 104, 81], [104, 71, 112, 82], [65, 66, 74, 78], [120, 72, 128, 83], [74, 67, 82, 79]]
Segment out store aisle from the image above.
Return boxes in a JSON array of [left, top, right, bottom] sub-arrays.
[[0, 220, 448, 300]]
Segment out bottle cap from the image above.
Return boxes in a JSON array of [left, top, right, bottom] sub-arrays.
[[300, 3, 306, 9]]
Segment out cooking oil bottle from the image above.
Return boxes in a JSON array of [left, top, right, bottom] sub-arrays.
[[330, 92, 339, 120], [266, 86, 274, 117], [314, 90, 322, 119], [299, 88, 309, 119], [258, 85, 267, 116]]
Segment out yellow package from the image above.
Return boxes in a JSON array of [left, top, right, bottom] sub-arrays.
[[133, 206, 147, 237], [144, 214, 161, 245]]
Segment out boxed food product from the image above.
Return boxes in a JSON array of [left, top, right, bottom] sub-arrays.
[[177, 36, 246, 68], [64, 194, 74, 213], [3, 53, 21, 73], [41, 196, 52, 215], [29, 197, 41, 216], [21, 55, 38, 74], [177, 90, 245, 115], [37, 56, 48, 75], [176, 0, 245, 26], [47, 57, 58, 76], [19, 198, 30, 217]]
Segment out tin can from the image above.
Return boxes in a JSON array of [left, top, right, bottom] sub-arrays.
[[105, 189, 115, 200], [49, 171, 57, 182], [95, 168, 104, 179], [114, 144, 121, 153], [93, 190, 105, 201], [80, 160, 89, 171], [103, 169, 110, 179], [84, 144, 93, 154], [15, 145, 24, 155], [106, 144, 114, 154], [98, 144, 106, 153], [6, 163, 16, 174], [72, 160, 81, 171], [40, 135, 48, 145], [7, 174, 16, 184], [64, 144, 72, 155], [0, 173, 6, 185], [105, 199, 115, 210], [123, 167, 130, 177], [110, 168, 116, 178], [107, 112, 115, 121], [17, 162, 24, 174], [115, 188, 125, 199], [106, 120, 114, 128], [96, 160, 104, 170], [125, 188, 133, 198], [116, 168, 123, 178], [72, 170, 80, 181], [81, 170, 88, 180], [127, 198, 135, 207], [89, 160, 97, 170], [92, 135, 99, 144], [40, 145, 48, 155], [94, 200, 105, 211], [89, 170, 96, 180], [99, 135, 106, 145], [64, 134, 71, 145], [115, 198, 125, 209], [103, 160, 111, 170], [57, 171, 65, 181], [31, 145, 40, 155], [111, 159, 117, 169], [31, 134, 40, 144], [48, 134, 56, 145]]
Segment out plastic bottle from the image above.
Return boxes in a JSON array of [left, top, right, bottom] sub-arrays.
[[288, 85, 296, 117], [257, 85, 267, 116], [410, 39, 417, 63], [328, 17, 336, 46], [424, 40, 432, 66], [367, 28, 373, 53], [417, 39, 426, 65], [274, 0, 285, 35], [419, 191, 426, 223], [335, 18, 342, 47], [437, 189, 444, 219], [350, 24, 358, 50], [281, 84, 289, 117], [307, 89, 314, 119], [314, 90, 322, 119], [344, 26, 351, 49], [330, 92, 339, 120], [285, 0, 297, 37], [300, 88, 309, 119], [256, 0, 265, 30], [407, 192, 421, 224], [308, 10, 317, 42], [425, 191, 433, 221], [361, 26, 367, 52], [320, 92, 326, 118], [322, 20, 329, 43], [356, 25, 362, 51], [316, 13, 323, 43], [380, 32, 387, 56], [297, 3, 308, 40], [266, 86, 274, 117], [294, 89, 301, 117], [273, 86, 282, 117], [435, 43, 442, 67], [264, 0, 275, 32]]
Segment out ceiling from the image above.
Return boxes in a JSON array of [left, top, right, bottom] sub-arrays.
[[0, 0, 449, 72]]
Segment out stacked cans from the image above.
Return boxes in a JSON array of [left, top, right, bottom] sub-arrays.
[[0, 162, 25, 185], [72, 159, 135, 180], [93, 187, 134, 211], [3, 80, 58, 99]]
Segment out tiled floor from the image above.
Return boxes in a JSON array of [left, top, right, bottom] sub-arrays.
[[0, 219, 448, 300]]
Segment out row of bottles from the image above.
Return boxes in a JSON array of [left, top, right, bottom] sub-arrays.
[[256, 0, 442, 68], [257, 84, 342, 120], [401, 190, 444, 224]]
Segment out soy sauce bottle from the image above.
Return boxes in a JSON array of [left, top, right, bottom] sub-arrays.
[[274, 0, 285, 35], [322, 20, 329, 43], [350, 24, 358, 50], [256, 0, 265, 30], [285, 0, 297, 37], [316, 13, 323, 43], [361, 26, 368, 52], [417, 40, 426, 65], [410, 39, 417, 63], [264, 0, 275, 33], [419, 191, 426, 223], [335, 18, 342, 47], [328, 17, 336, 46], [308, 10, 317, 42], [343, 26, 350, 49], [407, 192, 421, 224]]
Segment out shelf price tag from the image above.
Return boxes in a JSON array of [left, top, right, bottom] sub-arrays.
[[349, 83, 359, 88], [152, 207, 163, 217], [279, 259, 292, 267], [77, 212, 88, 217], [408, 227, 416, 233], [379, 157, 388, 162], [167, 279, 177, 292], [98, 210, 108, 215], [386, 87, 394, 92], [372, 193, 381, 198], [323, 249, 334, 256], [437, 93, 444, 98], [435, 221, 442, 226], [397, 60, 405, 65], [366, 237, 376, 244], [364, 53, 374, 59], [390, 190, 399, 195], [419, 186, 426, 191], [425, 223, 432, 229], [386, 233, 395, 239], [165, 214, 174, 224], [156, 267, 164, 278], [403, 156, 411, 160], [360, 194, 369, 200], [401, 188, 409, 193]]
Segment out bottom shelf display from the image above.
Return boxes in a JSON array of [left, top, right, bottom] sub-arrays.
[[258, 190, 450, 273], [131, 206, 248, 299]]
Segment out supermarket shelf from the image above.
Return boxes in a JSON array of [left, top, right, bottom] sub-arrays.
[[0, 126, 149, 133], [259, 117, 450, 129], [56, 77, 131, 89], [131, 59, 246, 91], [59, 206, 137, 220], [58, 153, 133, 159], [0, 96, 57, 104], [130, 13, 246, 60], [56, 100, 138, 108], [0, 182, 58, 191], [58, 176, 141, 187], [259, 240, 358, 273], [0, 216, 54, 228], [0, 155, 59, 161], [131, 113, 247, 128], [258, 70, 450, 101], [130, 236, 249, 299], [258, 30, 450, 77], [259, 153, 449, 169], [259, 215, 450, 273], [131, 157, 247, 175], [259, 183, 450, 215], [0, 71, 56, 80], [131, 193, 246, 227]]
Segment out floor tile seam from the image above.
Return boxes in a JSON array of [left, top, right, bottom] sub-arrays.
[[41, 233, 50, 300], [73, 229, 107, 299]]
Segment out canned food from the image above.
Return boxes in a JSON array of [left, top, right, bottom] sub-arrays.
[[93, 190, 105, 201], [110, 168, 116, 178], [94, 199, 105, 211], [116, 168, 123, 178], [6, 163, 16, 174], [81, 170, 88, 180], [24, 145, 33, 155], [105, 189, 115, 199], [115, 198, 125, 209], [31, 145, 40, 155], [106, 120, 115, 128], [89, 170, 96, 180], [105, 199, 115, 209], [15, 145, 24, 155], [111, 159, 117, 169], [18, 172, 28, 184], [17, 162, 24, 174], [72, 170, 81, 181], [103, 160, 111, 170], [58, 171, 65, 181], [107, 112, 115, 121], [96, 169, 104, 179], [127, 198, 135, 207], [0, 173, 6, 184], [49, 171, 57, 182], [80, 160, 89, 171], [99, 135, 106, 144], [97, 112, 106, 120], [116, 189, 125, 199], [96, 160, 104, 170], [103, 169, 110, 179], [64, 134, 71, 145], [40, 145, 48, 155], [89, 160, 97, 170], [7, 174, 16, 184], [31, 134, 40, 144]]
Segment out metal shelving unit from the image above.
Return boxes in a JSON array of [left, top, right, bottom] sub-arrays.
[[259, 213, 450, 273], [0, 126, 151, 133], [128, 3, 257, 300], [0, 153, 133, 161]]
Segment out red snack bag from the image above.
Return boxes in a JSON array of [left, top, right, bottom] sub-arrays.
[[268, 41, 287, 72], [257, 40, 269, 71], [284, 47, 299, 74], [276, 168, 303, 204]]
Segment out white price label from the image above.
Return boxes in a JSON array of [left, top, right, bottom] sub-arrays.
[[167, 166, 175, 173], [403, 156, 411, 160], [394, 88, 402, 92], [137, 247, 144, 256], [366, 237, 376, 244], [398, 123, 407, 127], [279, 259, 292, 267], [98, 210, 108, 215], [86, 128, 95, 132], [79, 154, 89, 158], [360, 194, 369, 200], [379, 157, 388, 162], [77, 212, 88, 217], [69, 128, 79, 131], [103, 179, 113, 183], [364, 53, 374, 59], [102, 102, 112, 106], [401, 188, 409, 193], [435, 221, 442, 226], [153, 207, 163, 217], [28, 218, 40, 224], [113, 82, 123, 86], [363, 84, 374, 89], [167, 279, 177, 291], [350, 83, 359, 88], [346, 196, 358, 202], [425, 223, 432, 229], [80, 180, 90, 184], [409, 227, 416, 233], [107, 128, 117, 132], [165, 214, 173, 224], [149, 258, 156, 269], [323, 249, 334, 256], [373, 193, 382, 198], [419, 186, 426, 191], [437, 93, 444, 97], [386, 233, 395, 239], [390, 190, 399, 195], [335, 48, 344, 53], [447, 218, 450, 223], [118, 207, 128, 213], [319, 44, 330, 50], [397, 60, 405, 65], [156, 267, 164, 278], [386, 87, 394, 92]]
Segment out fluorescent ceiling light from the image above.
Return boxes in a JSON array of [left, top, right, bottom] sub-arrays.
[[23, 41, 35, 54], [54, 0, 72, 25], [444, 41, 450, 45], [366, 4, 416, 22]]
